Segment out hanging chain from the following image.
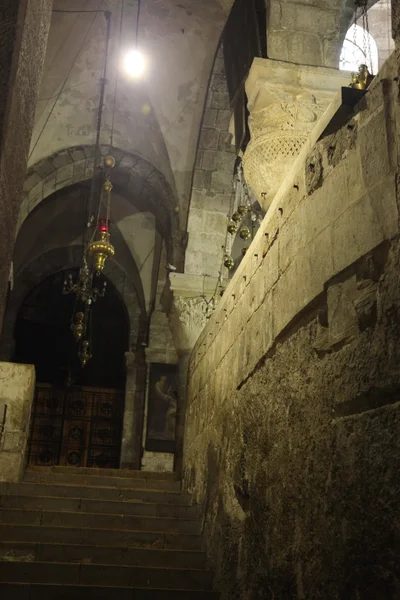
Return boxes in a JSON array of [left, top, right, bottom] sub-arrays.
[[355, 0, 372, 73]]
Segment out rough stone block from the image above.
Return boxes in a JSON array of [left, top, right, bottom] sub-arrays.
[[218, 131, 235, 153], [216, 110, 231, 130], [193, 169, 212, 190], [23, 172, 42, 193], [211, 74, 228, 94], [211, 169, 232, 193], [267, 31, 289, 62], [332, 194, 386, 275], [56, 163, 73, 185], [211, 92, 230, 111], [198, 128, 219, 151], [287, 32, 323, 67], [42, 173, 56, 198], [0, 362, 35, 483], [52, 150, 72, 170], [34, 158, 55, 179], [203, 109, 218, 127], [358, 108, 390, 189], [281, 3, 338, 35], [202, 150, 217, 171]]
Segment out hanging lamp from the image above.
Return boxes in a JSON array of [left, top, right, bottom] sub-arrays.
[[63, 11, 117, 367]]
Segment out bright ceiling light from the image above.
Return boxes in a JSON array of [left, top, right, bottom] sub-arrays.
[[124, 49, 146, 78]]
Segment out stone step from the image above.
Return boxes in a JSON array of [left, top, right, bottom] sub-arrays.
[[27, 466, 175, 481], [0, 482, 192, 506], [0, 561, 214, 590], [0, 541, 207, 569], [24, 471, 181, 492], [0, 508, 200, 534], [0, 583, 220, 599], [0, 494, 201, 519], [0, 524, 203, 550]]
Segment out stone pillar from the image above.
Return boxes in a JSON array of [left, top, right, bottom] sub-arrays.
[[169, 274, 215, 477], [0, 362, 35, 482], [243, 58, 349, 211], [393, 0, 400, 68], [0, 0, 52, 332], [120, 352, 137, 469]]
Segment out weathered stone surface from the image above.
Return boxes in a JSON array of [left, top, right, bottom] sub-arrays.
[[0, 0, 52, 331], [0, 362, 35, 482], [243, 58, 349, 209], [183, 54, 400, 599]]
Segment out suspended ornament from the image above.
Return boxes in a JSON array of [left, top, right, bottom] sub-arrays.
[[104, 155, 116, 169], [241, 247, 248, 256], [239, 227, 252, 240], [78, 340, 92, 367], [88, 218, 115, 274], [224, 256, 234, 270], [227, 221, 238, 235], [71, 312, 85, 341], [231, 212, 242, 223], [348, 0, 374, 89], [237, 204, 249, 217]]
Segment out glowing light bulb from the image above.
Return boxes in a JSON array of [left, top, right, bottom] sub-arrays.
[[124, 49, 146, 77]]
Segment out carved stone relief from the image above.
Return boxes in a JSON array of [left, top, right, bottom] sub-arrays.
[[243, 59, 349, 209]]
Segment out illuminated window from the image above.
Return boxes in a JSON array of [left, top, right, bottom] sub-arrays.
[[340, 24, 379, 75]]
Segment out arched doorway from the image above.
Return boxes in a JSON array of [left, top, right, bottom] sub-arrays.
[[14, 269, 130, 469]]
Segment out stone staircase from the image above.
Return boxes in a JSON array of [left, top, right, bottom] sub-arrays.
[[0, 466, 218, 599]]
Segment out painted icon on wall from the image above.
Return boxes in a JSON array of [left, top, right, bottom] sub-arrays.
[[146, 363, 178, 452]]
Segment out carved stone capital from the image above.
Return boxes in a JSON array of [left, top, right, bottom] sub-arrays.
[[243, 58, 349, 210], [169, 295, 215, 355]]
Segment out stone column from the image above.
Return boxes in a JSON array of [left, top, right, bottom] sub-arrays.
[[243, 58, 349, 211], [120, 352, 138, 469], [169, 274, 215, 477], [0, 0, 52, 332]]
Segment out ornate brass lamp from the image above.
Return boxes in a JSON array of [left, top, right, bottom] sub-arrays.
[[88, 218, 115, 274], [71, 312, 85, 341]]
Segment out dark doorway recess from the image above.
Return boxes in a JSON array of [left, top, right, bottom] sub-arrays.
[[14, 269, 129, 389]]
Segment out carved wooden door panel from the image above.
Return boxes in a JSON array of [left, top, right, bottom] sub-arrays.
[[27, 384, 124, 469]]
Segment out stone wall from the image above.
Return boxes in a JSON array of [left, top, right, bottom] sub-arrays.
[[183, 54, 400, 598], [0, 0, 52, 333], [185, 44, 236, 279], [267, 0, 353, 68], [0, 362, 35, 482]]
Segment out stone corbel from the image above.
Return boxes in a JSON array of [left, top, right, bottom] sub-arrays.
[[243, 58, 350, 210]]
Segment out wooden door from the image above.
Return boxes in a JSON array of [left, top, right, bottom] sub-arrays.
[[27, 384, 124, 469]]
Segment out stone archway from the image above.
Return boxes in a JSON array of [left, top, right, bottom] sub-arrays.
[[0, 245, 141, 362], [21, 145, 185, 270]]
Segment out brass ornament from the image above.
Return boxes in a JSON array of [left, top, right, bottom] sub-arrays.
[[88, 231, 115, 273], [231, 212, 242, 223], [224, 256, 234, 270], [103, 179, 113, 193], [104, 155, 116, 169], [241, 247, 248, 256], [227, 222, 238, 235], [237, 204, 248, 216], [71, 312, 85, 341], [78, 340, 92, 367], [239, 227, 251, 240], [349, 64, 373, 90]]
